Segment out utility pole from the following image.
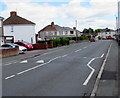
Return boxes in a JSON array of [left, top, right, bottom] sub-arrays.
[[75, 20, 78, 42]]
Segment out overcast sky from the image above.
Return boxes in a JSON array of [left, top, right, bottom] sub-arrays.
[[0, 0, 118, 33]]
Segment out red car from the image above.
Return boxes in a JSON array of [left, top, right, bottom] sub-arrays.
[[14, 41, 33, 50], [107, 36, 114, 40], [89, 38, 96, 42]]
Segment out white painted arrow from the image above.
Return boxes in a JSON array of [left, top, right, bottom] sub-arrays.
[[36, 60, 44, 63], [20, 60, 28, 63]]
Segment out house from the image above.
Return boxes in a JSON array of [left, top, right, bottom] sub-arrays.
[[97, 29, 116, 39], [38, 22, 81, 40], [3, 11, 36, 44]]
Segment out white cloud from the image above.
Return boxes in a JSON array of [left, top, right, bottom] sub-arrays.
[[1, 0, 117, 32]]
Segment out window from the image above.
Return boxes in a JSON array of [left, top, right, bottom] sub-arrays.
[[59, 31, 63, 35], [70, 31, 74, 34], [65, 31, 68, 35], [50, 31, 55, 36], [11, 25, 13, 32]]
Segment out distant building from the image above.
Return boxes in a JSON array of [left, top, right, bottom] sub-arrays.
[[98, 29, 116, 39], [3, 11, 36, 43], [0, 16, 4, 45], [38, 22, 81, 40]]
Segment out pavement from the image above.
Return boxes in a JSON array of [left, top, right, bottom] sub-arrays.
[[1, 40, 119, 97]]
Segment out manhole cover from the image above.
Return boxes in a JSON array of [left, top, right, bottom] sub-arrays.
[[100, 70, 116, 80]]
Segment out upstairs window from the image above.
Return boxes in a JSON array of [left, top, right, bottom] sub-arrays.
[[70, 31, 74, 34], [11, 25, 14, 32]]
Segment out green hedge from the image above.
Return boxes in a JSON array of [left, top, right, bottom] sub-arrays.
[[50, 38, 69, 47]]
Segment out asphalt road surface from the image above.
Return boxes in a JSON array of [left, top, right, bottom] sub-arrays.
[[2, 40, 115, 96]]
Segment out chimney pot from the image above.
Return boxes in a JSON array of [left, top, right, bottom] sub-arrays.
[[10, 11, 17, 16], [51, 22, 54, 26], [73, 27, 76, 30]]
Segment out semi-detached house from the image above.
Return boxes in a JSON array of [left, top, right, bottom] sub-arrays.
[[3, 11, 36, 44], [38, 22, 81, 40]]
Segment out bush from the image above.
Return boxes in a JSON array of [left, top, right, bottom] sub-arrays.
[[60, 38, 69, 46], [50, 39, 61, 47], [50, 38, 69, 47]]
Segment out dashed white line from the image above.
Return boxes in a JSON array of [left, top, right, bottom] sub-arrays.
[[75, 49, 82, 52], [83, 47, 87, 49], [5, 75, 15, 80], [17, 55, 68, 75], [4, 63, 12, 65]]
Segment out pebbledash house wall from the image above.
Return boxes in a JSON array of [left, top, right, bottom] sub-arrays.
[[3, 24, 36, 44]]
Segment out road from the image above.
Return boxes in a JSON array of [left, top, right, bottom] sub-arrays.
[[2, 40, 115, 96]]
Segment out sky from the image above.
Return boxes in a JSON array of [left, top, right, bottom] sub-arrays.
[[0, 0, 118, 33]]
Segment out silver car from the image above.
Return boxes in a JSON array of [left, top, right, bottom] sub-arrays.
[[1, 43, 27, 54]]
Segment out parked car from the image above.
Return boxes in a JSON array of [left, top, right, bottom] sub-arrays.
[[107, 36, 114, 40], [89, 38, 96, 42], [14, 41, 33, 50], [1, 43, 27, 54]]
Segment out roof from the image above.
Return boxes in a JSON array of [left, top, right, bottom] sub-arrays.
[[38, 22, 81, 34], [0, 16, 4, 20], [3, 12, 35, 25]]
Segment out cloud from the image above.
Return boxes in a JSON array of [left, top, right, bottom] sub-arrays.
[[1, 0, 117, 32]]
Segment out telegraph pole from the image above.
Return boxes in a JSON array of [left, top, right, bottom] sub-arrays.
[[75, 20, 78, 42]]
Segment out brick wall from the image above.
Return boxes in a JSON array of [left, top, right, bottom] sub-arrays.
[[33, 42, 48, 49], [0, 47, 19, 58]]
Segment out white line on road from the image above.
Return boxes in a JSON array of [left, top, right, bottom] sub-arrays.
[[83, 58, 95, 85], [75, 49, 82, 52], [4, 63, 12, 65], [83, 47, 87, 49], [20, 60, 28, 63], [5, 75, 15, 80], [17, 55, 68, 75], [83, 53, 104, 86], [36, 60, 44, 63]]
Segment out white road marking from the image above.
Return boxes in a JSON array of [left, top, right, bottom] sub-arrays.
[[83, 58, 95, 85], [83, 53, 104, 85], [90, 42, 112, 97], [100, 53, 104, 58], [20, 60, 28, 63], [4, 63, 12, 65], [83, 47, 87, 49], [5, 75, 15, 80], [17, 55, 68, 75], [36, 60, 44, 63], [75, 49, 82, 52]]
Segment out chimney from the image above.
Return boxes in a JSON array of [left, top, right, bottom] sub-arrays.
[[51, 22, 54, 26], [10, 11, 17, 16], [73, 27, 76, 30]]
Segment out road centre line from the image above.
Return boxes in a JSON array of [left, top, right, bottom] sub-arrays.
[[17, 54, 68, 75], [83, 53, 104, 86], [5, 75, 15, 80], [75, 49, 82, 52], [4, 63, 12, 65]]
